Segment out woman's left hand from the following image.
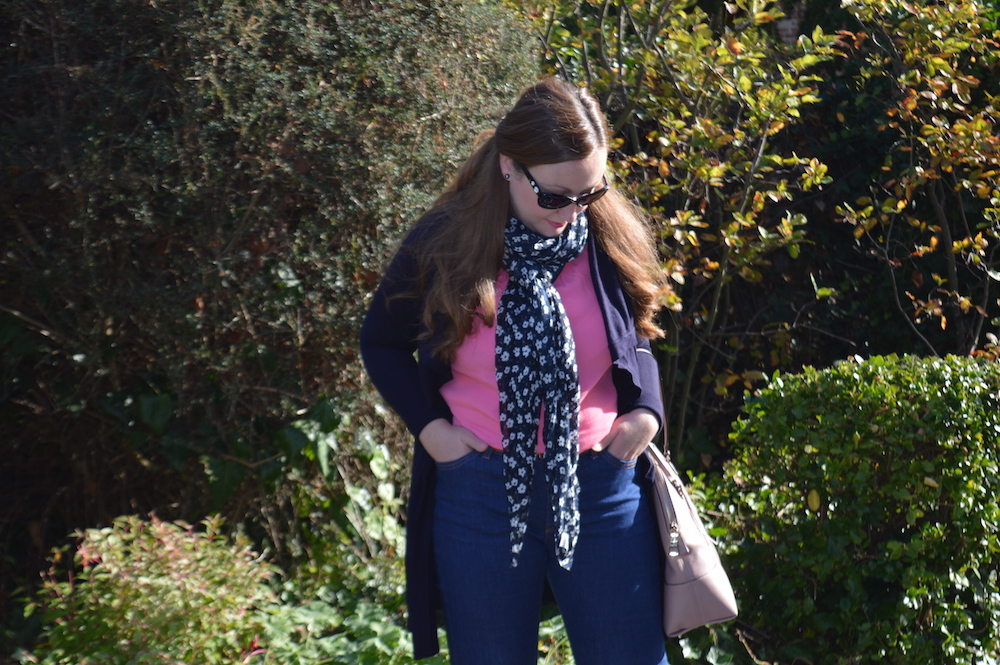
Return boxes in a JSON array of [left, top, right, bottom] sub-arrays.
[[593, 408, 659, 462]]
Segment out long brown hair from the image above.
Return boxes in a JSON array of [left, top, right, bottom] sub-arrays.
[[402, 77, 664, 359]]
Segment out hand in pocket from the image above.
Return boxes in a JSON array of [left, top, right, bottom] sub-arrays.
[[418, 418, 489, 463]]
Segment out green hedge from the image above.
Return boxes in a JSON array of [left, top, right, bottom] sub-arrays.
[[0, 0, 535, 593], [720, 354, 1000, 664]]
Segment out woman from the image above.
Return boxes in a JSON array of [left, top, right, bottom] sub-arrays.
[[360, 78, 668, 665]]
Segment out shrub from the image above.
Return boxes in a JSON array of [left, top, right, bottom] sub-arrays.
[[26, 515, 276, 665], [19, 507, 549, 664], [835, 0, 1000, 356], [0, 0, 536, 593], [719, 354, 1000, 664]]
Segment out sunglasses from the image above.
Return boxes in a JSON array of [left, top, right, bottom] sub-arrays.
[[521, 165, 610, 210]]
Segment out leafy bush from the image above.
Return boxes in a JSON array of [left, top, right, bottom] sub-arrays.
[[19, 508, 563, 665], [0, 0, 535, 596], [258, 591, 450, 665], [835, 0, 1000, 356], [25, 515, 276, 665], [719, 354, 1000, 664]]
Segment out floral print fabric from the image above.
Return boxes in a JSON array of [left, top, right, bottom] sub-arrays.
[[496, 214, 589, 569]]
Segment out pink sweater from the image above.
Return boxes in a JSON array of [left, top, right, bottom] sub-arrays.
[[440, 247, 618, 452]]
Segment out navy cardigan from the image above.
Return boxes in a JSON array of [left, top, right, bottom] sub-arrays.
[[359, 216, 664, 659]]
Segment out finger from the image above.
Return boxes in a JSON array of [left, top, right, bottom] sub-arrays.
[[594, 428, 622, 453], [461, 431, 490, 452]]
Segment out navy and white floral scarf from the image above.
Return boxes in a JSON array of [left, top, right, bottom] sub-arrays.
[[496, 213, 589, 569]]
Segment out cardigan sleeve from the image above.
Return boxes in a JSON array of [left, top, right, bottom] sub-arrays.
[[360, 219, 449, 660], [359, 221, 451, 438], [632, 337, 664, 425]]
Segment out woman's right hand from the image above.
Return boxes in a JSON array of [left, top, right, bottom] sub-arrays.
[[418, 418, 490, 463]]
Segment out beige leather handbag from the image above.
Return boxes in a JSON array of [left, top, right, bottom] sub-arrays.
[[645, 443, 738, 637]]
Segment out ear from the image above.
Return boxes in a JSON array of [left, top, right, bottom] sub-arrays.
[[498, 154, 515, 180]]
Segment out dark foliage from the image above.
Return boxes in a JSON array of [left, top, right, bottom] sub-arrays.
[[0, 0, 535, 629]]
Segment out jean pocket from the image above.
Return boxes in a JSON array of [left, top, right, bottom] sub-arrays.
[[435, 449, 484, 471], [592, 449, 640, 471]]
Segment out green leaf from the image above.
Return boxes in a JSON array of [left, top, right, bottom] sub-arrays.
[[317, 433, 333, 479], [370, 446, 390, 480], [276, 423, 309, 457], [203, 456, 247, 513], [138, 394, 173, 436], [308, 398, 342, 433]]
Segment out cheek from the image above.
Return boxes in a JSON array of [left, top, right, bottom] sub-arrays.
[[509, 188, 538, 221]]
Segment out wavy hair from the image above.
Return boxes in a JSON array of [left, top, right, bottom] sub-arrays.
[[401, 77, 664, 359]]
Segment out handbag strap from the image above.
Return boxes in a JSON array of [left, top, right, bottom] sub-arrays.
[[645, 444, 685, 556]]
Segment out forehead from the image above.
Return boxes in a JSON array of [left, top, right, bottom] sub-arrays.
[[528, 151, 607, 193]]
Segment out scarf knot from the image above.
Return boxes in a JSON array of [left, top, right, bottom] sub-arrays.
[[496, 214, 588, 569]]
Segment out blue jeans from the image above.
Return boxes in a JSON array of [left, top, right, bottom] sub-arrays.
[[433, 448, 668, 665]]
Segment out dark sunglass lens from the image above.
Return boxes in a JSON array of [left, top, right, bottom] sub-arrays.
[[538, 193, 572, 209]]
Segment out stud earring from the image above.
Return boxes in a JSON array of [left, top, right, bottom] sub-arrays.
[[504, 173, 510, 180]]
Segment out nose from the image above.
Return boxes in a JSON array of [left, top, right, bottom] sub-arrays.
[[554, 203, 582, 223]]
